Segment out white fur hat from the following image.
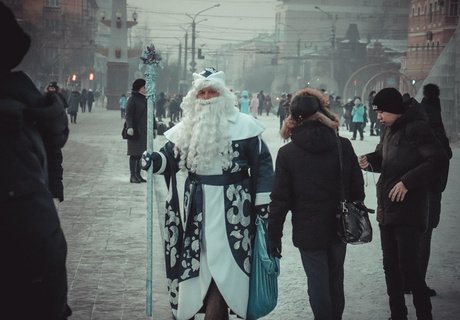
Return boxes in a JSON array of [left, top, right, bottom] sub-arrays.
[[192, 67, 227, 92]]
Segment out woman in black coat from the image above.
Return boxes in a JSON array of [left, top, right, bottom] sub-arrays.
[[268, 88, 365, 320], [125, 79, 148, 183], [0, 4, 71, 318]]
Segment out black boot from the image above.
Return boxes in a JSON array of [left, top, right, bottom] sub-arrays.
[[135, 159, 146, 182], [129, 157, 141, 183]]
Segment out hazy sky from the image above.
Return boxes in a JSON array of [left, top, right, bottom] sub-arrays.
[[127, 0, 278, 55]]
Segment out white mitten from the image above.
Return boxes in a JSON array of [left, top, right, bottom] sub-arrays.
[[141, 151, 153, 170], [127, 128, 134, 136]]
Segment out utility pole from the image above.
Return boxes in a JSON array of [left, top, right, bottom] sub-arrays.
[[185, 4, 220, 74], [314, 6, 337, 81], [183, 32, 188, 80]]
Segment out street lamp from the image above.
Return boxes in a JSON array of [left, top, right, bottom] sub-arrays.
[[186, 4, 220, 73]]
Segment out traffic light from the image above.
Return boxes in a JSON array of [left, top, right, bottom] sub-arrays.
[[197, 48, 205, 59], [89, 72, 94, 81], [71, 74, 77, 82]]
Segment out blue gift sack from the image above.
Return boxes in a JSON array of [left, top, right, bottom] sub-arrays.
[[247, 216, 280, 320]]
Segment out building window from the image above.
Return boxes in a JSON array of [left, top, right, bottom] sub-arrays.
[[412, 6, 415, 16], [418, 6, 421, 15], [45, 0, 59, 7], [449, 0, 459, 16]]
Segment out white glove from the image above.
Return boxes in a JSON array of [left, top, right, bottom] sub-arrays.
[[141, 151, 153, 170], [127, 128, 134, 136]]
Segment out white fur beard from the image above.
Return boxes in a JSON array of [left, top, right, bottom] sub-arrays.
[[175, 97, 234, 173]]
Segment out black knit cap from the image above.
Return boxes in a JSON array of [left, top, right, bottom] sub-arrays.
[[372, 88, 405, 114], [290, 95, 320, 121], [423, 83, 440, 99], [132, 78, 146, 91], [0, 3, 31, 74], [48, 81, 59, 89]]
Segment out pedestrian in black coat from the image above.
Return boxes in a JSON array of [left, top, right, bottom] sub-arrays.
[[359, 88, 448, 320], [368, 90, 380, 136], [414, 83, 452, 296], [0, 3, 71, 319], [87, 89, 95, 112], [125, 78, 148, 183], [67, 89, 80, 124], [268, 87, 365, 320]]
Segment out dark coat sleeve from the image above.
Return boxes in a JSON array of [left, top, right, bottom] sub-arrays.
[[400, 121, 449, 190], [38, 95, 69, 201], [268, 149, 290, 242]]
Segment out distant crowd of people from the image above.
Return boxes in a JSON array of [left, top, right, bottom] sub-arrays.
[[42, 83, 100, 124]]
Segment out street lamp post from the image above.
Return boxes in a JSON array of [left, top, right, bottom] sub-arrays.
[[185, 4, 220, 73], [140, 44, 162, 318]]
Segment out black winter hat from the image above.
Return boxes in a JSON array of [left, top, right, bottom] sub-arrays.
[[372, 88, 405, 114], [132, 78, 146, 91], [423, 83, 440, 99], [0, 3, 31, 74], [290, 95, 320, 121], [48, 81, 59, 89]]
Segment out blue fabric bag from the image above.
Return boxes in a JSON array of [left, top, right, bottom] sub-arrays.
[[247, 216, 280, 320]]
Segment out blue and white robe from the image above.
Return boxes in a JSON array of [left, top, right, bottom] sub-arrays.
[[151, 111, 273, 319]]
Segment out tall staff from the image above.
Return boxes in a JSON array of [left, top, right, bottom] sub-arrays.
[[140, 44, 161, 317]]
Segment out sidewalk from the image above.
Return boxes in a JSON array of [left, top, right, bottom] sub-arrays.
[[59, 108, 460, 320]]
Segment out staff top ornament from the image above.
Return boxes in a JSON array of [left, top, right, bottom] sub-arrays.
[[141, 44, 162, 65]]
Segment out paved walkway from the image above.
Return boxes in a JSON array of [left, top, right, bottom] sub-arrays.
[[59, 107, 173, 320]]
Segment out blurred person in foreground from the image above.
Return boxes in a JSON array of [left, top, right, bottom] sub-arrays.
[[0, 3, 71, 319], [141, 67, 273, 320], [358, 88, 448, 320], [268, 88, 365, 320]]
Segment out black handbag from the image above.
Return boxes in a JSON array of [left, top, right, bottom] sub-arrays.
[[336, 137, 374, 244], [337, 200, 374, 244], [121, 121, 137, 140]]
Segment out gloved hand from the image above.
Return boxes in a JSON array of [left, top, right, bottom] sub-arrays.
[[141, 151, 153, 170], [127, 128, 134, 136], [267, 238, 282, 259]]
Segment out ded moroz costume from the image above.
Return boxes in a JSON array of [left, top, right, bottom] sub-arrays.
[[142, 67, 273, 319]]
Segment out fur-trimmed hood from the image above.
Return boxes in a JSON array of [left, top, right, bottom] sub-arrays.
[[280, 87, 340, 139]]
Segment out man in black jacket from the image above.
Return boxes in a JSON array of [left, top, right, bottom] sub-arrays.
[[359, 88, 448, 320], [0, 3, 71, 319]]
